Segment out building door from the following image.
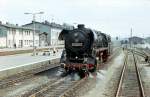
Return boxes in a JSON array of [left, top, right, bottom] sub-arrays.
[[21, 40, 23, 47], [39, 32, 48, 46]]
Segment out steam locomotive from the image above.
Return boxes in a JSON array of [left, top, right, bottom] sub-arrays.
[[58, 24, 111, 78]]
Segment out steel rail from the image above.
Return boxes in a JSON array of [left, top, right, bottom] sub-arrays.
[[133, 53, 146, 97], [115, 50, 146, 97], [115, 51, 128, 97]]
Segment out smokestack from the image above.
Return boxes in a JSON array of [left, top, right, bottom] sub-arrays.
[[77, 24, 85, 29]]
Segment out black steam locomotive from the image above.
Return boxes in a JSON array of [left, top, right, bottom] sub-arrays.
[[59, 24, 111, 78]]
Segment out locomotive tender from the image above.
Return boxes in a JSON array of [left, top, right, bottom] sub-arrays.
[[58, 24, 111, 78]]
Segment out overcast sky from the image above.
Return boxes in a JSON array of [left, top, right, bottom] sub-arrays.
[[0, 0, 150, 38]]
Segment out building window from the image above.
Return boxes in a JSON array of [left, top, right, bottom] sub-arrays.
[[28, 40, 29, 45], [19, 40, 22, 47], [0, 30, 1, 36], [9, 31, 11, 35], [25, 40, 26, 45], [35, 40, 38, 44], [19, 31, 23, 35], [12, 29, 16, 35], [25, 31, 29, 35], [30, 40, 32, 44], [9, 40, 11, 45]]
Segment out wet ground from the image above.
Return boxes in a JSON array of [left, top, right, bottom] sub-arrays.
[[81, 50, 125, 97]]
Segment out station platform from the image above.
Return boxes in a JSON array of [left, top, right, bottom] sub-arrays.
[[0, 45, 64, 52], [0, 49, 63, 79], [0, 45, 64, 56]]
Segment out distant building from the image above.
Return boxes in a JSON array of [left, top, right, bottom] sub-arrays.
[[0, 22, 39, 48], [145, 37, 150, 44], [22, 21, 74, 46], [129, 36, 144, 44]]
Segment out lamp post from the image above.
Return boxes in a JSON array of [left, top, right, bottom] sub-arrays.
[[50, 15, 54, 46], [73, 22, 77, 28], [130, 28, 133, 48], [24, 12, 44, 56]]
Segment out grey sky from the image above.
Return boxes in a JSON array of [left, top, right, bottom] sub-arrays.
[[0, 0, 150, 38]]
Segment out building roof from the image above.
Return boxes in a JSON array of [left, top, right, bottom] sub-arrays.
[[0, 23, 39, 32], [22, 21, 74, 30], [129, 36, 144, 40], [1, 23, 31, 30]]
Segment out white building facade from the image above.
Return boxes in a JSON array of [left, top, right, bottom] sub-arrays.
[[0, 23, 39, 48], [23, 21, 74, 46], [51, 27, 64, 46], [0, 37, 6, 47]]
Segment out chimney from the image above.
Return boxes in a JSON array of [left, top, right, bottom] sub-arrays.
[[6, 22, 9, 25], [0, 21, 2, 24], [16, 24, 18, 26]]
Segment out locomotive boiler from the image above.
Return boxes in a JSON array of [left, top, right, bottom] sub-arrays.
[[58, 24, 111, 78]]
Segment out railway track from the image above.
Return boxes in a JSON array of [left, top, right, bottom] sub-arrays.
[[28, 77, 77, 97], [0, 63, 60, 89], [33, 47, 121, 97], [0, 47, 121, 97], [115, 51, 145, 97], [0, 65, 62, 97], [0, 65, 89, 97], [127, 48, 146, 58], [28, 75, 91, 97]]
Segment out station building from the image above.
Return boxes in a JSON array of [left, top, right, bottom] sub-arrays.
[[129, 36, 144, 44], [0, 20, 73, 48], [23, 21, 73, 47], [0, 22, 39, 48]]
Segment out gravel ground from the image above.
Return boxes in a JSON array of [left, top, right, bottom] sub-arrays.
[[120, 53, 141, 97], [138, 55, 150, 97], [81, 50, 125, 97], [0, 67, 61, 97], [0, 48, 126, 97]]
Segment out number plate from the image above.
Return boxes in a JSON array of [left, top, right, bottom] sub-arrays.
[[72, 43, 83, 46]]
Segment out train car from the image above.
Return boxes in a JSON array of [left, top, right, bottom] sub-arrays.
[[58, 24, 111, 78]]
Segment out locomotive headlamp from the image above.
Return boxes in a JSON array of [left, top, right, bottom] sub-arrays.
[[75, 56, 78, 59], [96, 57, 99, 60]]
